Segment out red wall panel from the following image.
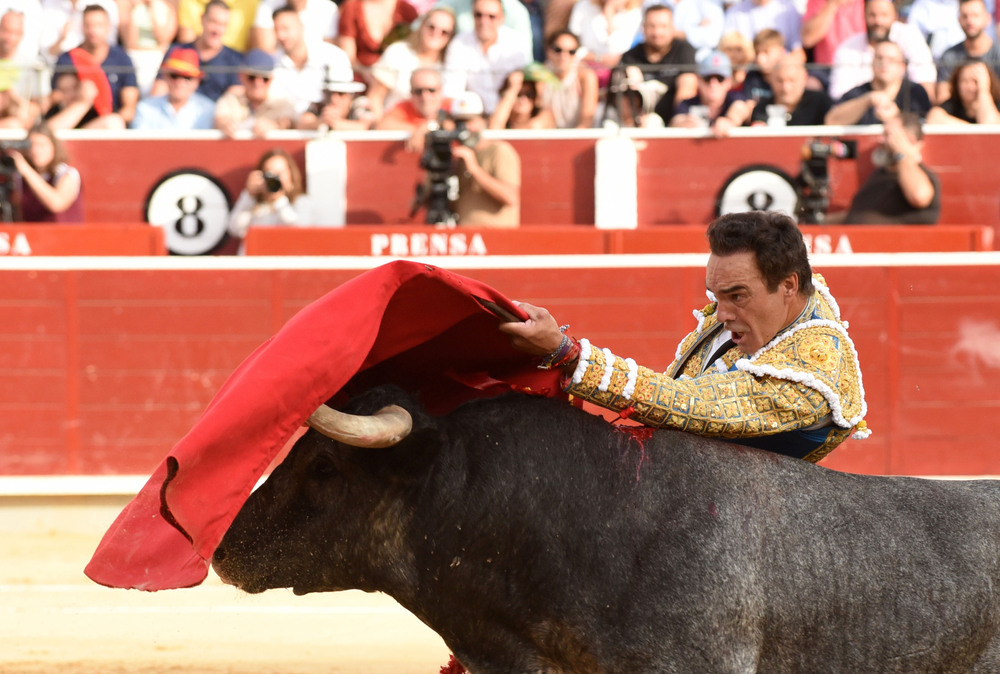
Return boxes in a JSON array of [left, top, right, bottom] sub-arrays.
[[2, 258, 999, 477]]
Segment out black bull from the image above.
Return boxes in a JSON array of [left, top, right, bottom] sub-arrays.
[[213, 386, 1000, 673]]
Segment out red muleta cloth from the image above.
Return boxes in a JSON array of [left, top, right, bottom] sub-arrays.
[[85, 261, 565, 591]]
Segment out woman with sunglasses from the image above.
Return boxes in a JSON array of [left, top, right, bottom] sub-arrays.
[[368, 8, 456, 119], [540, 30, 598, 128], [489, 68, 556, 129]]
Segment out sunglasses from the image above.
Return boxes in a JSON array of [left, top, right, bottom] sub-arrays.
[[516, 89, 536, 99], [167, 72, 197, 81], [412, 86, 440, 95], [549, 45, 577, 55], [701, 74, 726, 84], [424, 23, 452, 36], [473, 11, 499, 20], [247, 74, 271, 82]]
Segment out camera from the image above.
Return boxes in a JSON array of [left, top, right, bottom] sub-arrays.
[[261, 171, 283, 193], [796, 139, 857, 224], [412, 120, 476, 226], [0, 139, 30, 170]]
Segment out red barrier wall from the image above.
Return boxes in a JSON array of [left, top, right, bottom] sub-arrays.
[[57, 130, 1000, 235], [2, 256, 999, 478]]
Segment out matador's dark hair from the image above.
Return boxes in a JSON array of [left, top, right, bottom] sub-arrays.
[[706, 211, 814, 295]]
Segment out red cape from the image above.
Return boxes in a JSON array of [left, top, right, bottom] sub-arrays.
[[85, 261, 566, 591]]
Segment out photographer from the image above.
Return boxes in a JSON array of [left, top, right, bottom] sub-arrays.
[[227, 148, 314, 246], [417, 91, 520, 227], [6, 122, 83, 223]]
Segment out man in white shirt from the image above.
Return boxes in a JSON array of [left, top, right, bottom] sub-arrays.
[[828, 0, 935, 101], [442, 0, 531, 113], [40, 0, 119, 64], [268, 5, 354, 117], [250, 0, 338, 54]]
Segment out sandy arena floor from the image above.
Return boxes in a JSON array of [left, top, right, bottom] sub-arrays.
[[1, 495, 451, 673]]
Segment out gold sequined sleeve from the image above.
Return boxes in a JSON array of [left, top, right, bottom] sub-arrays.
[[565, 342, 833, 438]]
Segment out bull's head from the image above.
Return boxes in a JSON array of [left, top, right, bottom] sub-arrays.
[[212, 385, 433, 597]]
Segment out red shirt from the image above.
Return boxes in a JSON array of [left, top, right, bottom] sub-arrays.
[[337, 0, 419, 67]]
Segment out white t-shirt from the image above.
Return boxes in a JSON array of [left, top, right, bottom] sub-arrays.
[[723, 0, 803, 51], [828, 22, 937, 100], [569, 0, 643, 59], [371, 40, 421, 112], [270, 41, 354, 114], [39, 0, 120, 63], [442, 27, 530, 113], [254, 0, 339, 44]]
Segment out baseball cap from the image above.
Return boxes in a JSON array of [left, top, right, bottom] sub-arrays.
[[448, 91, 484, 119], [323, 60, 366, 93], [162, 47, 202, 79], [698, 51, 732, 79], [243, 49, 275, 77]]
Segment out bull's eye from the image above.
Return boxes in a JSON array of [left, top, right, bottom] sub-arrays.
[[309, 455, 337, 481]]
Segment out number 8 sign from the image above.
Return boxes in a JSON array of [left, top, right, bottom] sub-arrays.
[[144, 169, 233, 255]]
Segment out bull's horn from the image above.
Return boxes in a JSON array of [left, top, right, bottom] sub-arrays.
[[307, 404, 413, 448]]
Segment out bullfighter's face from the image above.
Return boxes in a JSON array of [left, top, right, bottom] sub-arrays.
[[705, 250, 803, 355]]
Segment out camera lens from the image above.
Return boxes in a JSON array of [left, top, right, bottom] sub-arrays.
[[262, 171, 282, 193]]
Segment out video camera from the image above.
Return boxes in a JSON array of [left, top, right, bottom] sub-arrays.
[[411, 120, 477, 226], [796, 139, 857, 224], [0, 139, 29, 222]]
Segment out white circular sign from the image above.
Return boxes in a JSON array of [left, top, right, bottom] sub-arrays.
[[145, 170, 232, 255], [716, 166, 799, 221]]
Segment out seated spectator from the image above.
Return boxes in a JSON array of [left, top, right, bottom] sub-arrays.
[[907, 0, 968, 60], [843, 111, 939, 224], [741, 28, 785, 103], [119, 0, 179, 96], [441, 0, 531, 114], [750, 52, 831, 125], [7, 122, 83, 223], [269, 5, 357, 116], [52, 4, 139, 125], [335, 0, 419, 77], [670, 0, 724, 62], [927, 59, 1000, 123], [825, 39, 931, 125], [936, 0, 1000, 101], [828, 0, 935, 101], [46, 53, 127, 129], [489, 67, 556, 128], [215, 48, 297, 136], [568, 0, 643, 82], [368, 8, 455, 119], [670, 49, 752, 137], [176, 0, 257, 51], [151, 0, 244, 102], [434, 0, 534, 55], [541, 29, 599, 128], [375, 66, 449, 151], [131, 47, 217, 129], [0, 9, 50, 121], [723, 0, 802, 53], [801, 0, 864, 80], [250, 0, 339, 54], [717, 29, 754, 89], [42, 0, 120, 65], [227, 147, 315, 247], [296, 60, 371, 129], [616, 4, 697, 127]]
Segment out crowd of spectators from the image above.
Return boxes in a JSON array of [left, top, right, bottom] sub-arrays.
[[0, 0, 992, 226], [0, 0, 992, 136]]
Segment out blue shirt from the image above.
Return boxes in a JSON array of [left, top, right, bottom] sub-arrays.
[[53, 46, 138, 112], [158, 43, 245, 101], [130, 91, 217, 130]]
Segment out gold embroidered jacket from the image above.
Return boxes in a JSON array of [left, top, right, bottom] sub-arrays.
[[563, 276, 868, 463]]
